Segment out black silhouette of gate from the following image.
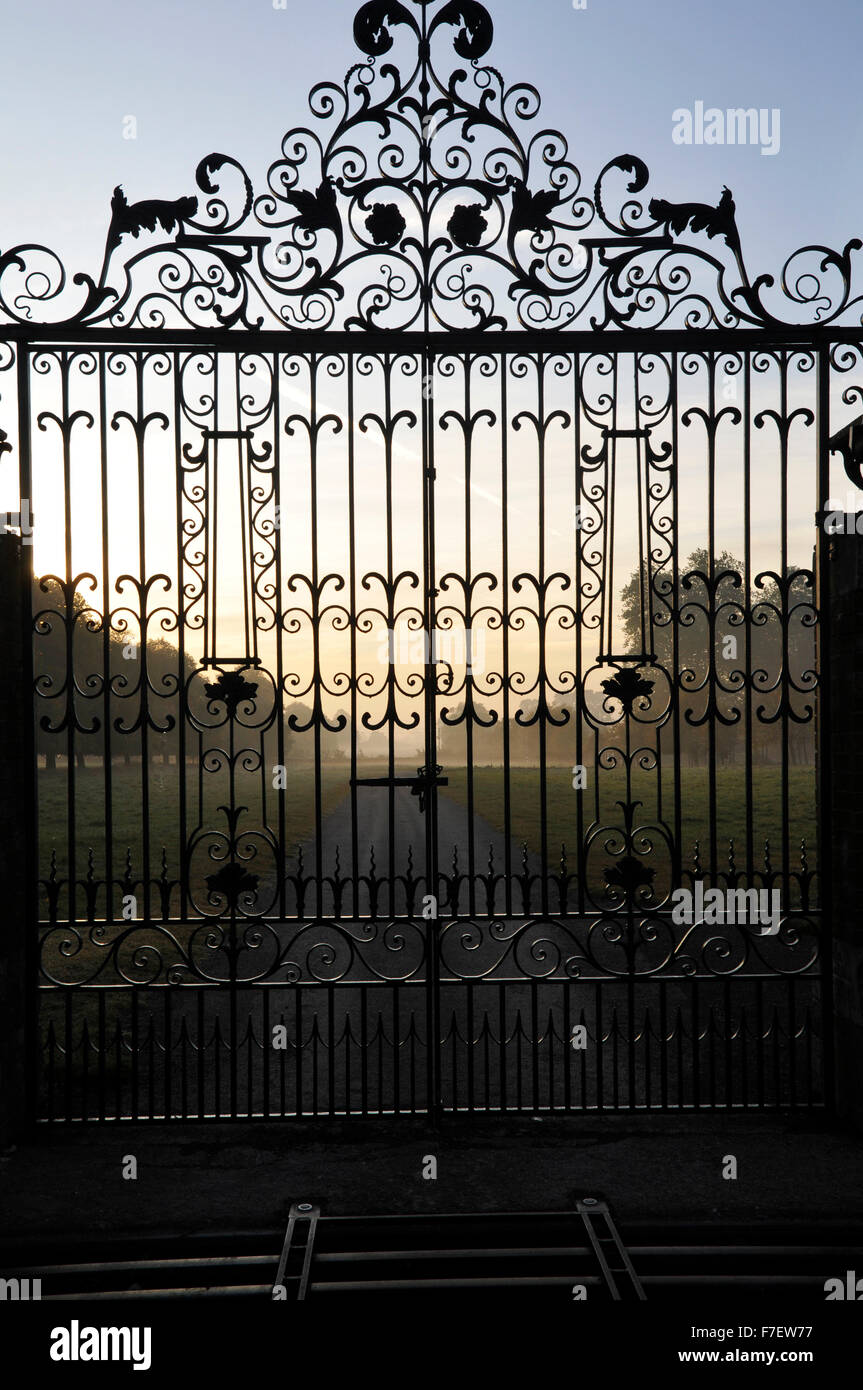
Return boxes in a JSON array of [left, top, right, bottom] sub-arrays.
[[8, 0, 857, 1121]]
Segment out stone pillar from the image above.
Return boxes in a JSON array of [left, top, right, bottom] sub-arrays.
[[0, 533, 34, 1144], [821, 511, 863, 1128]]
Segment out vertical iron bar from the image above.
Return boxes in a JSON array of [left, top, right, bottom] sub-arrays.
[[724, 976, 733, 1111], [360, 985, 368, 1118], [596, 981, 603, 1112], [272, 351, 287, 925], [743, 351, 754, 892], [196, 988, 204, 1120], [17, 344, 39, 1124], [499, 982, 507, 1113], [295, 987, 303, 1119], [537, 355, 549, 918], [327, 983, 335, 1117], [816, 345, 834, 1107], [98, 990, 106, 1123], [347, 354, 359, 923], [530, 979, 539, 1110], [501, 355, 513, 918], [574, 351, 586, 919], [263, 986, 270, 1120], [164, 987, 172, 1121], [422, 344, 442, 1124], [659, 979, 668, 1111], [693, 978, 701, 1110], [392, 984, 400, 1116], [466, 981, 474, 1113], [131, 986, 139, 1122]]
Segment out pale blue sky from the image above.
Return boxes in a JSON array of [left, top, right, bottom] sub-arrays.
[[0, 0, 860, 282]]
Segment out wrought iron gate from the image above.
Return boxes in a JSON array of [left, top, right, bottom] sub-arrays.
[[5, 0, 860, 1121]]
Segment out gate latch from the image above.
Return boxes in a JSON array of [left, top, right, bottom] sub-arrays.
[[351, 764, 448, 814], [410, 764, 447, 813]]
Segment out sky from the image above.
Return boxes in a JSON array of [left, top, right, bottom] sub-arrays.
[[0, 0, 860, 283]]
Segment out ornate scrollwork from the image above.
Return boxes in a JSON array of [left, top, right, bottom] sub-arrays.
[[3, 0, 861, 331]]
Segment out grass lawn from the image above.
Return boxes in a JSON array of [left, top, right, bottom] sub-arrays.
[[37, 760, 351, 922], [442, 764, 818, 894]]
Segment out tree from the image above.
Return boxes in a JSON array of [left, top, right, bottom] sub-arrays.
[[617, 549, 816, 766], [33, 577, 196, 769]]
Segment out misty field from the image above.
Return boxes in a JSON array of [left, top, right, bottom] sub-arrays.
[[37, 759, 817, 915], [443, 764, 818, 883]]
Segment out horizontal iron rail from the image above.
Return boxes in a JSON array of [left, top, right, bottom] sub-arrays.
[[314, 1245, 593, 1262], [8, 326, 863, 351], [5, 1217, 860, 1298], [46, 1287, 270, 1300], [638, 1274, 827, 1286], [12, 1256, 276, 1275], [36, 969, 824, 984], [308, 1276, 600, 1291]]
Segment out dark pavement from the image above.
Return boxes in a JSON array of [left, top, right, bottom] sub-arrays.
[[1, 1111, 861, 1243]]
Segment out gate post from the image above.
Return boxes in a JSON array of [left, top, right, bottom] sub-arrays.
[[821, 510, 863, 1128], [0, 532, 36, 1144]]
